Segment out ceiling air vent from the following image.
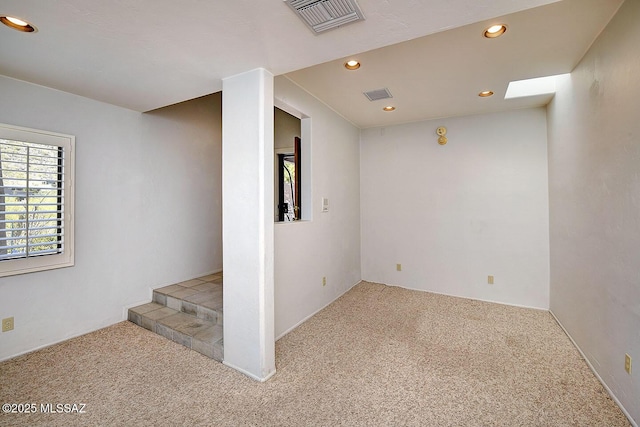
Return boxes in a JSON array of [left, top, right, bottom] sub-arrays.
[[286, 0, 365, 34], [363, 88, 393, 102]]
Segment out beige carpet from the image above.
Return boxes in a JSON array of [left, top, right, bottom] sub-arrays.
[[0, 282, 630, 426]]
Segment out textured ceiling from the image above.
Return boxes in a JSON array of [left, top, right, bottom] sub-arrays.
[[0, 0, 562, 113], [285, 0, 623, 128]]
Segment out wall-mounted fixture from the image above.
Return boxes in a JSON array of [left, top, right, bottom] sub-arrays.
[[0, 16, 37, 32], [436, 126, 447, 145]]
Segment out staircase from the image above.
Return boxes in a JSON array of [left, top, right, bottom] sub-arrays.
[[128, 272, 223, 361]]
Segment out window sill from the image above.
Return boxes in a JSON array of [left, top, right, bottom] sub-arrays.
[[275, 219, 311, 225]]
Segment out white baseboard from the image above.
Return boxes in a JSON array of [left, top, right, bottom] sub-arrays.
[[0, 318, 124, 363], [149, 268, 224, 292], [384, 281, 549, 311], [550, 310, 637, 427], [122, 298, 154, 320], [275, 280, 361, 341], [223, 361, 276, 382]]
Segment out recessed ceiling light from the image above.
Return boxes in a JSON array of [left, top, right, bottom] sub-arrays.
[[478, 91, 494, 97], [344, 60, 361, 70], [383, 106, 395, 112], [484, 24, 507, 38], [1, 16, 37, 32]]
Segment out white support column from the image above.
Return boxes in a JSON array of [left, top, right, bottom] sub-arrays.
[[222, 68, 275, 381]]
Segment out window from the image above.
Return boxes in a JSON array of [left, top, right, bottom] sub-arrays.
[[277, 137, 301, 221], [275, 105, 309, 222], [0, 123, 74, 277]]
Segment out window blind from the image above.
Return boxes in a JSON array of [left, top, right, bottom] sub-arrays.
[[0, 139, 64, 261]]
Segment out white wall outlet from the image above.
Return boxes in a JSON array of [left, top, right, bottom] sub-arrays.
[[488, 275, 494, 285], [322, 276, 327, 287], [396, 263, 402, 272], [2, 317, 14, 332], [625, 353, 632, 374], [321, 197, 329, 212]]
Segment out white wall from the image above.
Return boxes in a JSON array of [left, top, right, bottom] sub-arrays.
[[222, 69, 275, 380], [361, 108, 550, 309], [274, 76, 361, 338], [274, 108, 300, 150], [0, 77, 222, 361], [547, 0, 640, 422], [142, 93, 223, 281]]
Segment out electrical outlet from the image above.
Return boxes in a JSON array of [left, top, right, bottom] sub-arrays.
[[625, 354, 632, 374], [396, 264, 402, 272], [488, 275, 494, 285], [2, 317, 14, 332], [322, 277, 326, 287]]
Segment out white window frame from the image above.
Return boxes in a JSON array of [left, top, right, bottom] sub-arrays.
[[0, 123, 75, 277]]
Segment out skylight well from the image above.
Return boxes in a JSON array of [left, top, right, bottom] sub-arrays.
[[505, 74, 570, 99]]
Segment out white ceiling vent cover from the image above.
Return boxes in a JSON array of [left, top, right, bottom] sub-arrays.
[[286, 0, 365, 33], [364, 88, 393, 101]]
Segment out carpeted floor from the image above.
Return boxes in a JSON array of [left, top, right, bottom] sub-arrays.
[[0, 282, 631, 426]]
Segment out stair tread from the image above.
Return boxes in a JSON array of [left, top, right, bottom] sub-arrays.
[[143, 306, 179, 320], [127, 272, 223, 361], [158, 312, 214, 338], [193, 324, 223, 342], [182, 291, 222, 310], [155, 281, 222, 296], [129, 302, 164, 315]]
